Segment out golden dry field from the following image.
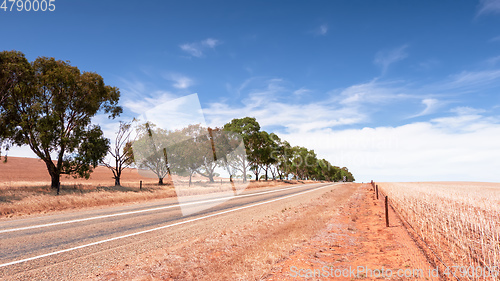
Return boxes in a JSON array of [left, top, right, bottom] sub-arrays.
[[0, 156, 308, 218], [379, 182, 500, 280]]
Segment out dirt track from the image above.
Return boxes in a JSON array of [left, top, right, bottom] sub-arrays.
[[267, 184, 438, 280]]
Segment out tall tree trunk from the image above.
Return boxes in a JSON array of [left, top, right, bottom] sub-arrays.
[[265, 167, 268, 181], [242, 159, 247, 182], [158, 177, 164, 185], [115, 169, 122, 186], [255, 172, 258, 181], [45, 160, 61, 195], [189, 173, 192, 187], [209, 174, 214, 183], [50, 172, 61, 195]]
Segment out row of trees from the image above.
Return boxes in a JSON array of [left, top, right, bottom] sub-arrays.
[[1, 50, 354, 193], [223, 117, 354, 182], [119, 117, 354, 186]]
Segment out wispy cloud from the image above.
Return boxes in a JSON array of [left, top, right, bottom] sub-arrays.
[[117, 77, 179, 116], [202, 38, 220, 48], [441, 69, 500, 91], [179, 38, 220, 58], [163, 73, 194, 89], [310, 24, 329, 36], [203, 78, 364, 133], [477, 0, 500, 16], [337, 79, 408, 106], [180, 43, 203, 57], [485, 55, 500, 66], [374, 45, 409, 75], [490, 35, 500, 42], [450, 106, 486, 116], [409, 98, 441, 118], [206, 63, 500, 135], [293, 87, 311, 96], [416, 59, 440, 71], [314, 24, 328, 36]]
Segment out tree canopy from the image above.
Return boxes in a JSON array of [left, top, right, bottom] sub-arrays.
[[0, 50, 121, 194]]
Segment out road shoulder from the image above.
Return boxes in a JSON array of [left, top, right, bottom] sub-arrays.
[[266, 184, 438, 280]]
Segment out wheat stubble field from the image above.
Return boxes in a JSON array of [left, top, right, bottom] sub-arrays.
[[379, 182, 500, 280]]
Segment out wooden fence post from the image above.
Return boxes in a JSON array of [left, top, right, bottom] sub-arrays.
[[385, 196, 389, 227], [376, 185, 379, 199], [140, 180, 142, 190]]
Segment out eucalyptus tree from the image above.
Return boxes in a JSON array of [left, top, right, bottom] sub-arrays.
[[223, 117, 260, 182], [102, 121, 134, 186], [169, 124, 206, 186], [196, 127, 227, 183], [131, 122, 171, 185], [0, 51, 121, 194]]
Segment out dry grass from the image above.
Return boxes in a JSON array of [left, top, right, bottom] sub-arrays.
[[0, 183, 176, 217], [379, 182, 500, 280], [0, 156, 312, 218], [0, 179, 310, 218]]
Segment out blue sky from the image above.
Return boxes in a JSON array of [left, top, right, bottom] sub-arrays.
[[2, 0, 500, 182]]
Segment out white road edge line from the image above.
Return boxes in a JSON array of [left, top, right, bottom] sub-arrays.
[[0, 183, 327, 234], [0, 183, 335, 268]]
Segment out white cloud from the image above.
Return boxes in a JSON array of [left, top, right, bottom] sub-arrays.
[[374, 45, 409, 74], [486, 55, 500, 66], [440, 69, 500, 91], [278, 112, 500, 182], [180, 43, 203, 57], [337, 79, 409, 106], [409, 98, 441, 118], [293, 87, 311, 96], [180, 38, 220, 58], [123, 91, 178, 116], [450, 106, 486, 116], [310, 24, 329, 36], [203, 78, 364, 133], [164, 73, 194, 89], [140, 93, 207, 132], [202, 38, 220, 48], [477, 0, 500, 16], [318, 24, 328, 35]]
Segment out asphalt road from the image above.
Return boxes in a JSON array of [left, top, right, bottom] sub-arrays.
[[0, 182, 342, 280]]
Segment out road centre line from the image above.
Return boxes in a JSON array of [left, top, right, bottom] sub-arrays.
[[0, 183, 333, 268], [0, 183, 329, 234]]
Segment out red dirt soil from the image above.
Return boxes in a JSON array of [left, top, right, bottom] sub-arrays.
[[266, 184, 438, 280]]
